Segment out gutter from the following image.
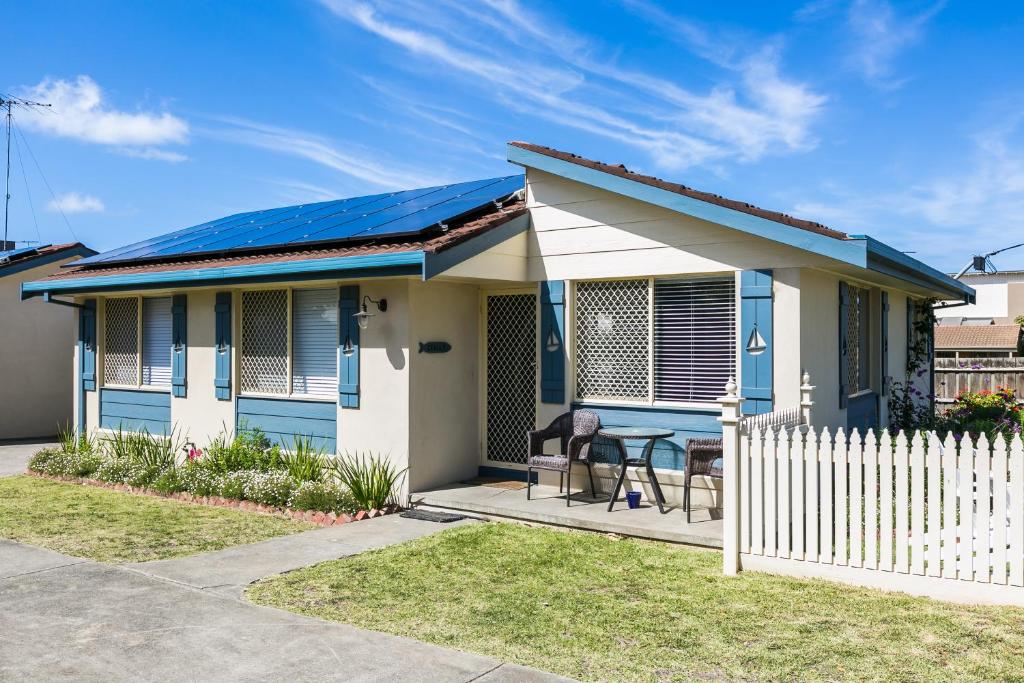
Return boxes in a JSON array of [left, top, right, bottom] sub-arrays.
[[852, 236, 976, 303], [22, 251, 426, 299]]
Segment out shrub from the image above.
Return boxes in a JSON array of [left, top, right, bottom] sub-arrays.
[[937, 387, 1023, 440], [241, 470, 295, 508], [95, 456, 151, 486], [279, 436, 327, 483], [202, 427, 281, 473], [331, 453, 406, 511], [218, 470, 249, 500], [290, 480, 356, 513], [176, 462, 224, 497], [151, 467, 182, 494], [56, 423, 96, 455], [28, 448, 103, 478], [103, 427, 180, 472]]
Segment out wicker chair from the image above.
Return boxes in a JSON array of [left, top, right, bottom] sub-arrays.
[[684, 437, 724, 522], [526, 410, 601, 507]]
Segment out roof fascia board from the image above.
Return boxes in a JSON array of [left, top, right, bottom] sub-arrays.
[[0, 245, 97, 279], [856, 235, 976, 302], [507, 144, 868, 266], [422, 212, 529, 280], [21, 251, 424, 299]]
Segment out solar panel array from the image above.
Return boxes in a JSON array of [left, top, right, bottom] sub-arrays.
[[75, 175, 525, 267], [0, 246, 43, 263]]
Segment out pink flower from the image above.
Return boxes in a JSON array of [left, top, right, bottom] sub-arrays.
[[188, 448, 203, 461]]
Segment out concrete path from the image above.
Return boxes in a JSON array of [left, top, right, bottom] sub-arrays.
[[0, 439, 53, 477], [127, 513, 475, 598], [0, 538, 572, 682]]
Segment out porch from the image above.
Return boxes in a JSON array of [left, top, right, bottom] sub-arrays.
[[412, 477, 724, 548]]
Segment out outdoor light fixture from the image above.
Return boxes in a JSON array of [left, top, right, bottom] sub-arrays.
[[545, 327, 561, 353], [353, 295, 388, 330], [341, 335, 355, 357], [745, 326, 767, 356]]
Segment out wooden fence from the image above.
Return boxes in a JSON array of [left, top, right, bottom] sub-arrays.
[[935, 357, 1024, 401], [719, 378, 1024, 605]]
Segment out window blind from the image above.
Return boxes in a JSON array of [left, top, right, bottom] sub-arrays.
[[291, 288, 339, 397], [141, 297, 173, 387], [653, 278, 736, 402]]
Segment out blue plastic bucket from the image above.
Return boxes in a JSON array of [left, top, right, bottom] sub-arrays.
[[626, 491, 642, 509]]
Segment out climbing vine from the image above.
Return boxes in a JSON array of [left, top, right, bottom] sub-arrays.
[[888, 297, 937, 432]]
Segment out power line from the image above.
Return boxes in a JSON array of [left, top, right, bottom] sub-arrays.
[[10, 125, 41, 243], [0, 94, 50, 246], [12, 118, 78, 243]]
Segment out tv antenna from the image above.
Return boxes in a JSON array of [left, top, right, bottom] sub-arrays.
[[1, 95, 51, 247], [953, 242, 1024, 279]]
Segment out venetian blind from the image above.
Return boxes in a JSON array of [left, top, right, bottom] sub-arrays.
[[141, 297, 173, 387], [291, 288, 339, 397]]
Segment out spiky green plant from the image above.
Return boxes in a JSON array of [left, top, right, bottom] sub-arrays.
[[56, 423, 95, 454], [279, 435, 327, 482], [330, 452, 406, 510]]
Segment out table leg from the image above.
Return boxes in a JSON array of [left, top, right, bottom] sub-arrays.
[[643, 439, 667, 514], [607, 439, 629, 511]]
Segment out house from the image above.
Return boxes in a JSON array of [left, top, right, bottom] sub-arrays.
[[934, 269, 1024, 326], [1, 242, 97, 439], [20, 142, 973, 507], [934, 324, 1023, 360]]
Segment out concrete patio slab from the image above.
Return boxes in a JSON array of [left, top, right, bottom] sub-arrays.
[[0, 440, 54, 477], [0, 540, 572, 682], [127, 513, 476, 598], [413, 482, 723, 548]]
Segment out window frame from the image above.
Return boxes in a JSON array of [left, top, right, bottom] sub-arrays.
[[100, 294, 173, 391], [237, 285, 339, 402], [570, 274, 739, 410]]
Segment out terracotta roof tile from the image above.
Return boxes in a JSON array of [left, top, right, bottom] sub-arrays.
[[509, 141, 849, 241], [44, 202, 525, 282], [934, 324, 1023, 350]]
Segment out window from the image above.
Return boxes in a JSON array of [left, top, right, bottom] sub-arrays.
[[575, 277, 736, 404], [103, 296, 172, 388], [845, 284, 871, 394], [240, 288, 338, 397]]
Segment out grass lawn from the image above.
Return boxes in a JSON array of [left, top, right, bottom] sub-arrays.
[[248, 522, 1024, 683], [0, 476, 313, 563]]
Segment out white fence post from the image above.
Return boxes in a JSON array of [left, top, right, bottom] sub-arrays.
[[719, 377, 744, 576], [800, 371, 814, 426]]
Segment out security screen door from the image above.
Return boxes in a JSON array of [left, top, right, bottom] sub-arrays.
[[484, 292, 537, 466]]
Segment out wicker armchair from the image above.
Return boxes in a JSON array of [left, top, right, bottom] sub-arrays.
[[684, 437, 724, 522], [526, 410, 601, 507]]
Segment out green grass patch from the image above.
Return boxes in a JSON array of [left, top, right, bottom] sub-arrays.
[[248, 522, 1024, 682], [0, 476, 313, 563]]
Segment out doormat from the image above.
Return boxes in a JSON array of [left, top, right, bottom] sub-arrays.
[[461, 476, 528, 491], [401, 509, 467, 523]]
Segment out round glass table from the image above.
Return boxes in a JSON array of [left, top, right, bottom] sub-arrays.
[[598, 426, 674, 514]]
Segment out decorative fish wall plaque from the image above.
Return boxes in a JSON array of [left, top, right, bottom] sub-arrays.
[[418, 341, 452, 354]]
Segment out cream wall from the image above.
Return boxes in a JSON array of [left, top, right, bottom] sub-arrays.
[[0, 258, 80, 439]]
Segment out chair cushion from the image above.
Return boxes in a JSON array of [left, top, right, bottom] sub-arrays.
[[528, 454, 570, 471]]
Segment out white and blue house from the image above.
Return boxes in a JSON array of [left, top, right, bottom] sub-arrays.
[[22, 142, 973, 508]]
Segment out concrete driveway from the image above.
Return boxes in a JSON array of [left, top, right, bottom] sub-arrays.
[[0, 539, 571, 682], [0, 440, 53, 477]]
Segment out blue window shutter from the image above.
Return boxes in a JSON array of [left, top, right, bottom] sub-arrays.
[[881, 291, 890, 396], [80, 299, 96, 392], [171, 294, 187, 397], [214, 292, 232, 401], [839, 282, 850, 408], [740, 270, 773, 415], [540, 281, 565, 404], [338, 285, 360, 408]]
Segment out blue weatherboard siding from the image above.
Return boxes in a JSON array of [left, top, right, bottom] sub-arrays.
[[100, 389, 172, 434], [338, 285, 359, 408], [236, 396, 337, 453], [214, 292, 232, 400], [574, 403, 722, 471], [740, 270, 773, 415], [540, 281, 565, 404], [171, 294, 187, 398]]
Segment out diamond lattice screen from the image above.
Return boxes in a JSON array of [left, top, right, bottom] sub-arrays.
[[575, 279, 650, 401], [485, 293, 537, 464], [104, 297, 138, 386], [241, 290, 288, 394], [846, 285, 864, 395]]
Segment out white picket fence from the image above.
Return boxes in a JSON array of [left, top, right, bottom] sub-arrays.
[[719, 376, 1024, 605]]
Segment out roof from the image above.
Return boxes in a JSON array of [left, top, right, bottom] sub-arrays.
[[507, 141, 849, 241], [0, 243, 97, 278], [934, 324, 1023, 350]]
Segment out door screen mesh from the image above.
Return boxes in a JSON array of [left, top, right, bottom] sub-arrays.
[[485, 293, 537, 464]]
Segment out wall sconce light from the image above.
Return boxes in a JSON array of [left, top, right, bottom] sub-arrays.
[[354, 295, 387, 330], [745, 325, 767, 356], [341, 335, 355, 357], [545, 327, 561, 353]]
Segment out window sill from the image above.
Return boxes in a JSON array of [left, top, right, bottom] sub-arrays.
[[574, 398, 719, 413], [239, 392, 337, 403], [102, 384, 171, 393]]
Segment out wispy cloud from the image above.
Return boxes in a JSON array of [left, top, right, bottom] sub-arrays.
[[46, 192, 105, 214], [844, 0, 945, 89], [116, 147, 188, 163], [209, 116, 444, 189], [17, 76, 188, 158], [318, 0, 828, 171]]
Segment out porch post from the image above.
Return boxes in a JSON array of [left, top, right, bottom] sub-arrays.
[[800, 371, 815, 426], [718, 377, 744, 576]]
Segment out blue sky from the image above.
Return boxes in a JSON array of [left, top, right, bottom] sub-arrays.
[[5, 0, 1024, 272]]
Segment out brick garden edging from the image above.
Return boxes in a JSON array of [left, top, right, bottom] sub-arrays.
[[25, 470, 399, 527]]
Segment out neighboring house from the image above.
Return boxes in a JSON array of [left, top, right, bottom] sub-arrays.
[[934, 270, 1024, 326], [934, 324, 1023, 359], [0, 242, 97, 439], [20, 142, 972, 504]]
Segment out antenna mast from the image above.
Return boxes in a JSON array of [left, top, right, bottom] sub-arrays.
[[0, 95, 50, 247]]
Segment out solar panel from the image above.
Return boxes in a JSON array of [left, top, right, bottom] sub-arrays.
[[74, 175, 524, 267], [0, 246, 42, 263]]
